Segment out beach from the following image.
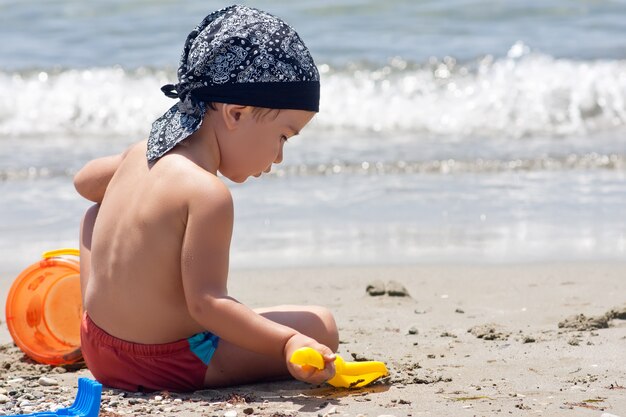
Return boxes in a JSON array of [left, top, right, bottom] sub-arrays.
[[1, 0, 626, 416], [0, 263, 624, 416]]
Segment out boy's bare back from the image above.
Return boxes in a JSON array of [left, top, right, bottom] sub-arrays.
[[83, 140, 226, 344]]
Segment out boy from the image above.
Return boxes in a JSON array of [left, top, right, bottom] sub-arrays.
[[73, 5, 338, 392]]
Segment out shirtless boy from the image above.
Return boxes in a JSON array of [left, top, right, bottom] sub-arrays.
[[73, 5, 338, 392]]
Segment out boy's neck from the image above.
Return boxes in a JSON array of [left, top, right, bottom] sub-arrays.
[[176, 116, 221, 175]]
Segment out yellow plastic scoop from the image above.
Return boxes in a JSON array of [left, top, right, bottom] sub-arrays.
[[290, 347, 388, 388]]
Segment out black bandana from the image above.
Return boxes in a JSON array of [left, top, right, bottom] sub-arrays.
[[147, 5, 320, 162]]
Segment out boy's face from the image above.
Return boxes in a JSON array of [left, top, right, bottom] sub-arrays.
[[217, 107, 315, 183]]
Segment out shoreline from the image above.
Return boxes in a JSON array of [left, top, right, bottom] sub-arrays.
[[0, 262, 625, 416]]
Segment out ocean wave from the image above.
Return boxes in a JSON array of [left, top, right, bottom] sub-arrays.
[[3, 153, 623, 182], [271, 153, 626, 176], [1, 44, 625, 138]]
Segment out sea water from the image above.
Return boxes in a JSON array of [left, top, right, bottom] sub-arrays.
[[0, 0, 625, 271]]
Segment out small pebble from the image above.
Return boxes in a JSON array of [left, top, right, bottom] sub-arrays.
[[243, 408, 254, 415], [455, 308, 465, 314], [31, 391, 44, 399], [0, 394, 9, 404], [568, 338, 580, 346], [7, 378, 24, 385], [37, 377, 58, 387], [386, 280, 410, 297], [407, 326, 418, 335], [366, 280, 386, 296], [154, 395, 163, 401], [224, 410, 237, 417], [321, 406, 337, 416], [350, 352, 370, 362]]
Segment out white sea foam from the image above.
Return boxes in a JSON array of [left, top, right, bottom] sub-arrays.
[[1, 47, 625, 139], [319, 46, 626, 137], [0, 67, 173, 138]]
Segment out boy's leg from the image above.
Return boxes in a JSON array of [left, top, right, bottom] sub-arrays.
[[203, 305, 339, 387], [79, 204, 99, 304]]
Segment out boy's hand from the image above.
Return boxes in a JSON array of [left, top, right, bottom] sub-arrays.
[[284, 333, 336, 385]]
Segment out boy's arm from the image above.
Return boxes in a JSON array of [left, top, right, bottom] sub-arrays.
[[73, 147, 131, 203], [181, 178, 334, 381]]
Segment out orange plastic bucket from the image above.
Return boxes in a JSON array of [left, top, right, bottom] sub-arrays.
[[5, 249, 83, 365]]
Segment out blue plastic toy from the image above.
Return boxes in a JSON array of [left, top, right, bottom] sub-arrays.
[[7, 378, 102, 417]]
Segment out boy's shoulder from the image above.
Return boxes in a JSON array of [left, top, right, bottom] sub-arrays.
[[120, 140, 232, 213], [147, 142, 232, 211]]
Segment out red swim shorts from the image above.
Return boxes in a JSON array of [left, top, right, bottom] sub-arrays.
[[80, 313, 219, 392]]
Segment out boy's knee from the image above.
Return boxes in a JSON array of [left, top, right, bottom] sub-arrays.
[[260, 305, 339, 352], [310, 306, 339, 352]]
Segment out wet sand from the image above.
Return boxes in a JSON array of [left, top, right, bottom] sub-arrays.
[[0, 263, 625, 416]]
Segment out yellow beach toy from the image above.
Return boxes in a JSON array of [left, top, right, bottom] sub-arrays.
[[290, 347, 388, 388]]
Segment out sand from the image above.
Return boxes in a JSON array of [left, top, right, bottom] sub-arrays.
[[0, 263, 625, 416]]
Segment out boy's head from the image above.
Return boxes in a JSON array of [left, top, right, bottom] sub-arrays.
[[207, 103, 315, 183], [147, 5, 320, 163]]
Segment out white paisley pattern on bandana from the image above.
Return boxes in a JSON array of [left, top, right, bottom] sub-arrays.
[[147, 5, 320, 162]]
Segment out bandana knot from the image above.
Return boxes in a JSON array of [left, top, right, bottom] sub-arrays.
[[160, 84, 182, 99]]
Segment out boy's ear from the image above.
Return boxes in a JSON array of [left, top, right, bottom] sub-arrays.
[[221, 104, 252, 130]]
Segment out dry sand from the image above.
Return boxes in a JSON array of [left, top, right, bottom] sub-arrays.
[[0, 263, 625, 416]]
